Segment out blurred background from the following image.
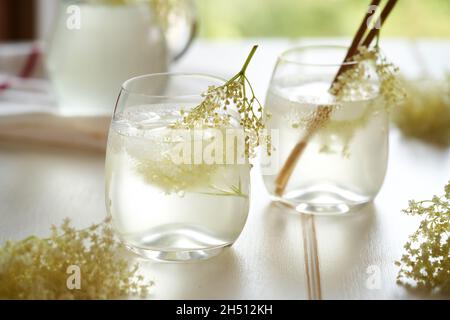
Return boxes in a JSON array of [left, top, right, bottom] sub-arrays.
[[197, 0, 450, 39], [0, 0, 449, 147], [0, 0, 449, 41]]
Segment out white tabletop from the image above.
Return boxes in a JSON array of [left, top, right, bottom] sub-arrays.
[[1, 39, 449, 300]]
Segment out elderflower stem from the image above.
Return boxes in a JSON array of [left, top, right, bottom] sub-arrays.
[[240, 45, 259, 74], [225, 45, 259, 85]]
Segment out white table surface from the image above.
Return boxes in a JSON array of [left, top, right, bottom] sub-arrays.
[[1, 39, 449, 300]]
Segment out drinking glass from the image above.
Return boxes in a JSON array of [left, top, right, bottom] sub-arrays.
[[261, 45, 388, 215], [105, 73, 250, 261]]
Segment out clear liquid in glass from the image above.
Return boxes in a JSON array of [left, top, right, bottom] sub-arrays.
[[262, 80, 388, 215], [105, 105, 250, 260]]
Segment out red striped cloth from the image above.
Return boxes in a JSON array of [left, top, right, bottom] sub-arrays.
[[0, 44, 41, 91]]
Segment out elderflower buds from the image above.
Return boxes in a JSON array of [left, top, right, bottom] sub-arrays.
[[393, 77, 450, 146], [0, 218, 152, 299], [395, 181, 450, 293], [172, 46, 268, 159], [331, 46, 406, 109]]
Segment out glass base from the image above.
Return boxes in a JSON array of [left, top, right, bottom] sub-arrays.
[[272, 185, 372, 216], [125, 244, 230, 262], [118, 224, 234, 262]]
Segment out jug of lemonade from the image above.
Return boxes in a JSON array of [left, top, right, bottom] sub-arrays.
[[46, 0, 196, 116]]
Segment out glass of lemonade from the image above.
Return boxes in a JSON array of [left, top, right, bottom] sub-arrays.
[[105, 73, 250, 261], [261, 46, 388, 215]]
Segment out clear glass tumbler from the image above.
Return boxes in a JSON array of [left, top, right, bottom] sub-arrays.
[[261, 46, 388, 215], [105, 73, 250, 261]]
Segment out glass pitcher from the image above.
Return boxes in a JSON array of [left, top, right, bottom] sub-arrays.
[[46, 0, 196, 116]]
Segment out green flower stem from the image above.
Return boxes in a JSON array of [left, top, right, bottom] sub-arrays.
[[240, 45, 258, 75], [226, 45, 259, 85]]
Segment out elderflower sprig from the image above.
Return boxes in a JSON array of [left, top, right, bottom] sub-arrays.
[[149, 0, 184, 30], [87, 0, 181, 30], [0, 218, 152, 299], [307, 43, 405, 157], [331, 45, 406, 109], [173, 45, 268, 158], [395, 182, 450, 294], [393, 76, 450, 146]]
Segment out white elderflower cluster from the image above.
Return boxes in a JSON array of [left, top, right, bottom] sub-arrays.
[[172, 45, 269, 160], [332, 45, 406, 109], [305, 45, 406, 157], [393, 76, 450, 146], [0, 218, 152, 300], [135, 155, 219, 194], [395, 182, 450, 293]]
